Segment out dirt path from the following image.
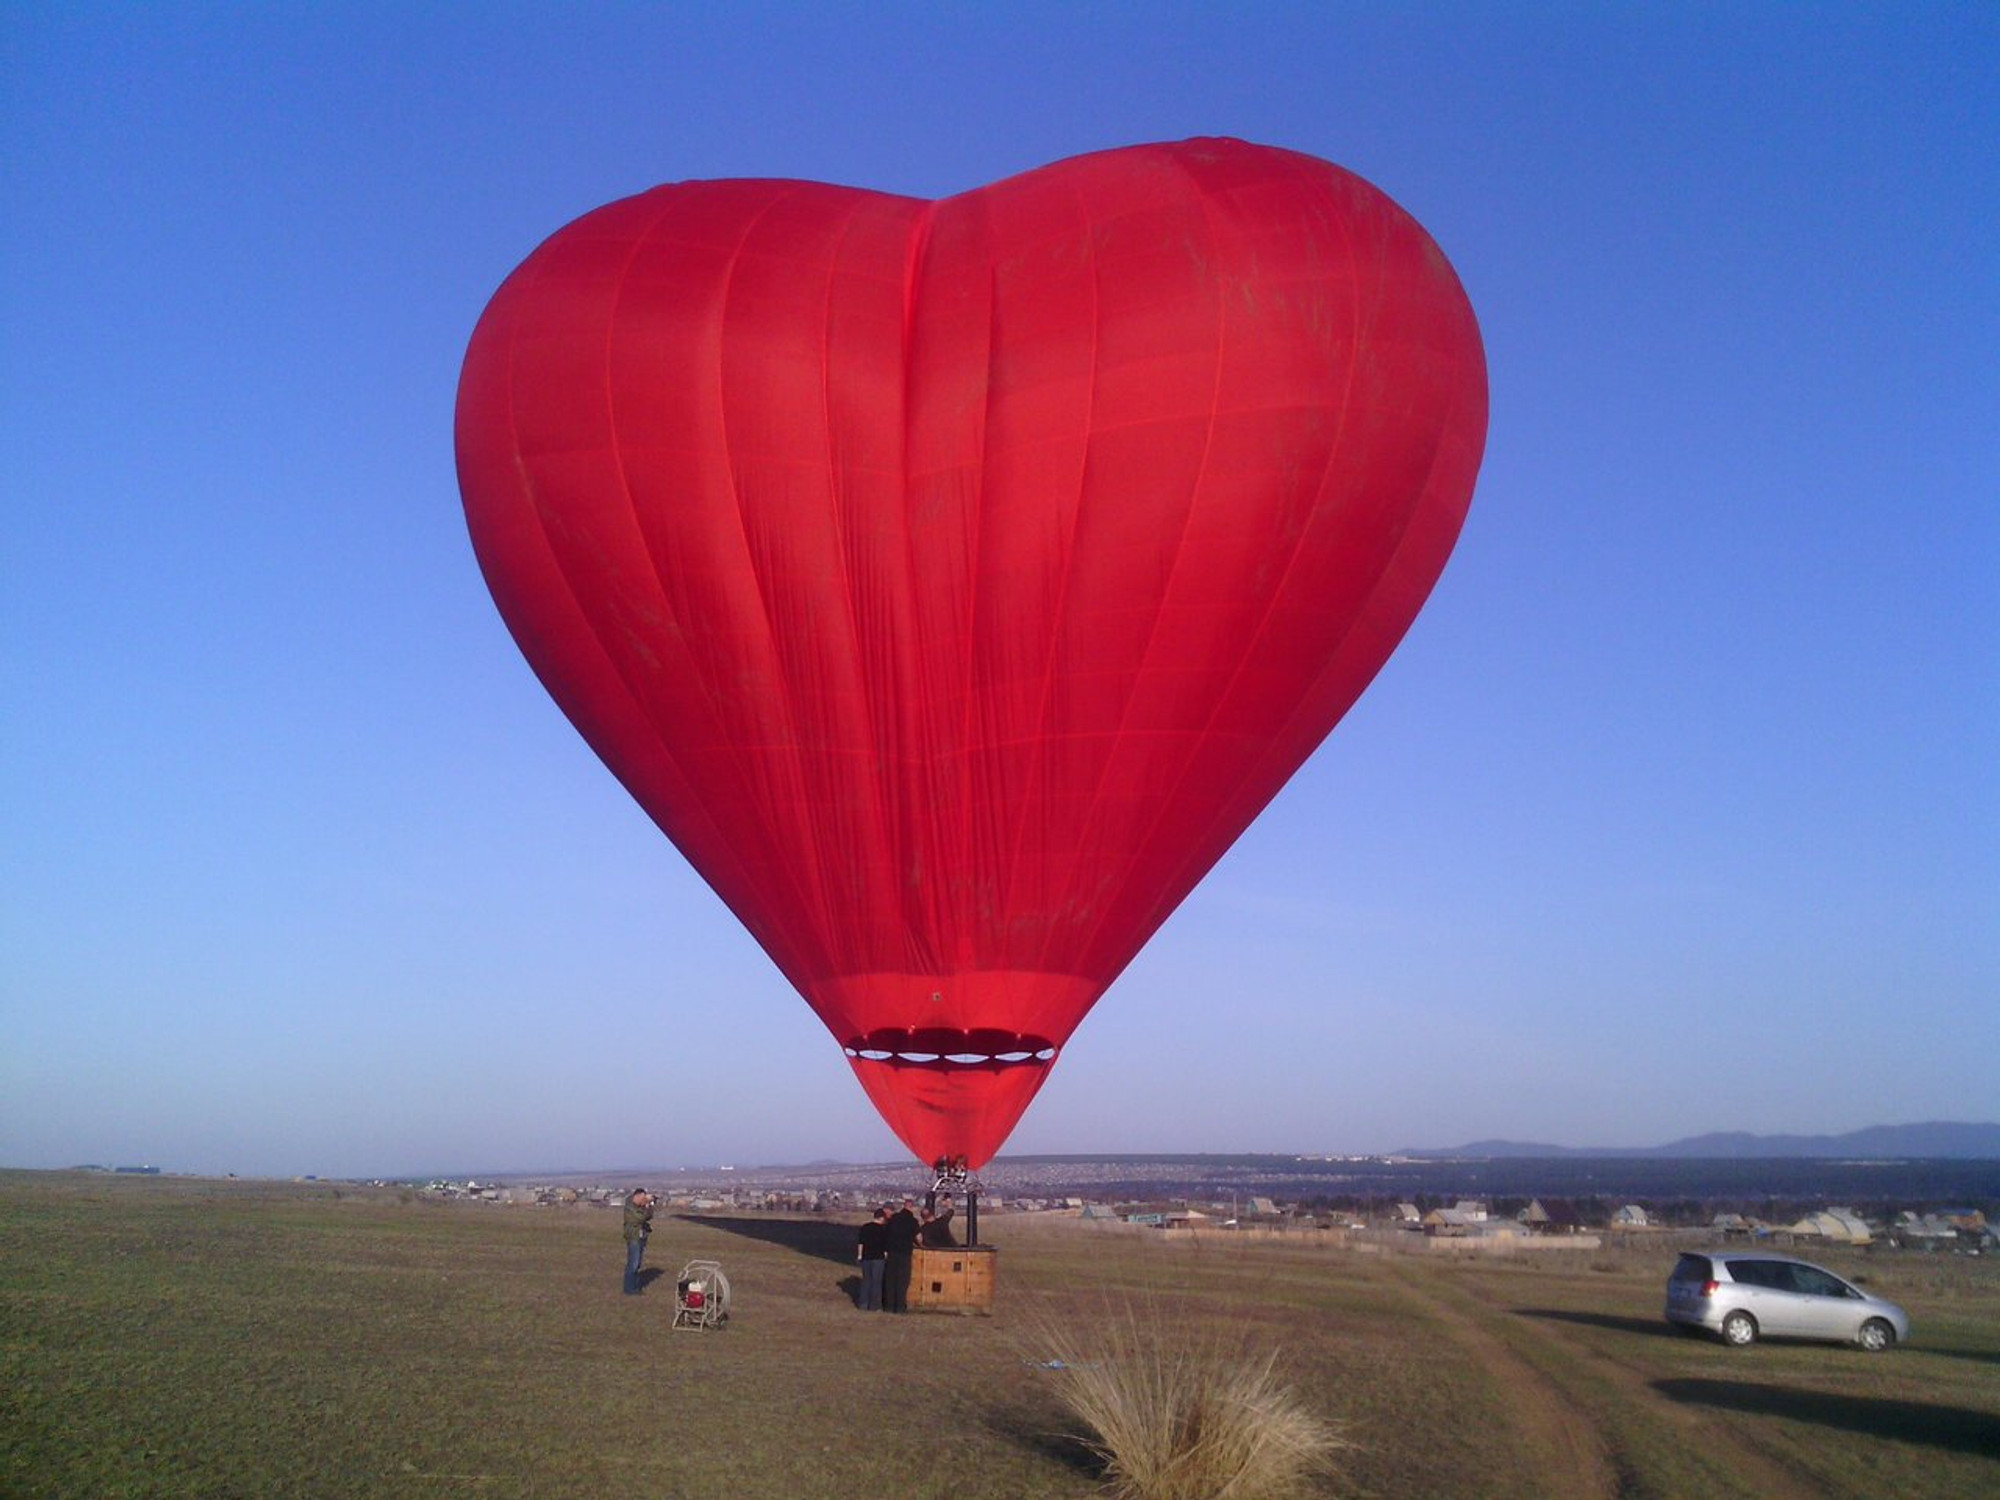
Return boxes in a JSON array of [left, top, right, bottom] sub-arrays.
[[1507, 1314, 1827, 1500], [1383, 1261, 1620, 1499], [1418, 1268, 1828, 1500]]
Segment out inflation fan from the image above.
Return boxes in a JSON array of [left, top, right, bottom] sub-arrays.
[[674, 1260, 730, 1331]]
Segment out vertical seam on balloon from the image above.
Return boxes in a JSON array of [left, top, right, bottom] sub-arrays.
[[1135, 206, 1468, 947], [497, 201, 773, 938], [943, 194, 998, 982], [596, 201, 783, 913], [899, 196, 947, 979], [591, 192, 808, 943], [1202, 365, 1467, 894], [999, 169, 1102, 982], [967, 264, 1000, 973], [1145, 398, 1456, 945], [1063, 152, 1371, 982], [1161, 164, 1379, 863], [1038, 146, 1230, 996], [705, 183, 853, 979], [817, 191, 901, 986]]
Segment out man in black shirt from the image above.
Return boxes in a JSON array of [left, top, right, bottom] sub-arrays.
[[855, 1206, 890, 1311], [883, 1197, 921, 1312]]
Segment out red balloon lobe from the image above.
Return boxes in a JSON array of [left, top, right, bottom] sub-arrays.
[[455, 138, 1487, 1167]]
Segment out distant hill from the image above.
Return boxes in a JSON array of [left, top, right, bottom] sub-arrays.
[[1401, 1121, 2000, 1160]]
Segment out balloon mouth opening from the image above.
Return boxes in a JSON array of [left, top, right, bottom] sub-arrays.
[[843, 1028, 1059, 1071]]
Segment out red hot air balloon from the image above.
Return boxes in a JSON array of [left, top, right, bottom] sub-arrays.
[[455, 138, 1486, 1168]]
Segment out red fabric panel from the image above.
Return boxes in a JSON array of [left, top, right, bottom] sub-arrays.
[[456, 139, 1487, 1167]]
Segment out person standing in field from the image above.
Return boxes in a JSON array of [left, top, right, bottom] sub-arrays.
[[622, 1187, 654, 1295], [855, 1205, 889, 1311], [883, 1197, 921, 1313]]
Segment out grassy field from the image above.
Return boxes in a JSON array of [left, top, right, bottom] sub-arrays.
[[3, 1171, 1996, 1499]]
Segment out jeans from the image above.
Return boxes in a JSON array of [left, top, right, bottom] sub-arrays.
[[624, 1235, 647, 1294], [858, 1257, 885, 1310]]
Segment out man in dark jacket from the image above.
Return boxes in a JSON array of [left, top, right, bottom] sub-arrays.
[[622, 1188, 654, 1295], [882, 1198, 921, 1312], [919, 1196, 958, 1247], [855, 1206, 889, 1310]]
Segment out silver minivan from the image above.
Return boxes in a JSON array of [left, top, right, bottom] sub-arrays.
[[1665, 1250, 1910, 1351]]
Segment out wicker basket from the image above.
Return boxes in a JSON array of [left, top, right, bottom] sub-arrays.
[[907, 1245, 996, 1314]]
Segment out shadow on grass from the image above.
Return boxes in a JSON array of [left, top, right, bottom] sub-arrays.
[[981, 1398, 1105, 1482], [1515, 1308, 1685, 1340], [1653, 1378, 2000, 1455], [682, 1214, 854, 1265]]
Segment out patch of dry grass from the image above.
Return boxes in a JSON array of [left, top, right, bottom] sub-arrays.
[[1022, 1293, 1348, 1500]]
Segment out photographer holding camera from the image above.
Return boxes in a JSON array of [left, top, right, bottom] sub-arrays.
[[621, 1187, 655, 1295]]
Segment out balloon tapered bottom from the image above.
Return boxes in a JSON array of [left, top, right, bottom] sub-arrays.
[[843, 1032, 1060, 1170]]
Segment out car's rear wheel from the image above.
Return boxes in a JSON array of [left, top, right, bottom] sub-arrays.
[[1857, 1318, 1896, 1353], [1721, 1310, 1758, 1347]]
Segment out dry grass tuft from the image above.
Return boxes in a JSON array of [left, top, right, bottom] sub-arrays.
[[1023, 1295, 1349, 1500]]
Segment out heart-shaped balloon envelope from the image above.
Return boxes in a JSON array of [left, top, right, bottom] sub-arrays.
[[456, 138, 1486, 1167]]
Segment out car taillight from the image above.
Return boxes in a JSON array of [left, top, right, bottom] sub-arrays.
[[1703, 1280, 1720, 1296]]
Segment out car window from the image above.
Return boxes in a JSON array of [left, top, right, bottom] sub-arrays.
[[1791, 1265, 1851, 1298], [1725, 1259, 1779, 1288], [1671, 1254, 1711, 1282]]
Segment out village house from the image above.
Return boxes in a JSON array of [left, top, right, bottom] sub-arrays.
[[1522, 1198, 1586, 1234], [1422, 1207, 1477, 1237]]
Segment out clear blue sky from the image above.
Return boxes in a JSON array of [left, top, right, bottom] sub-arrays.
[[4, 4, 1994, 1178]]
